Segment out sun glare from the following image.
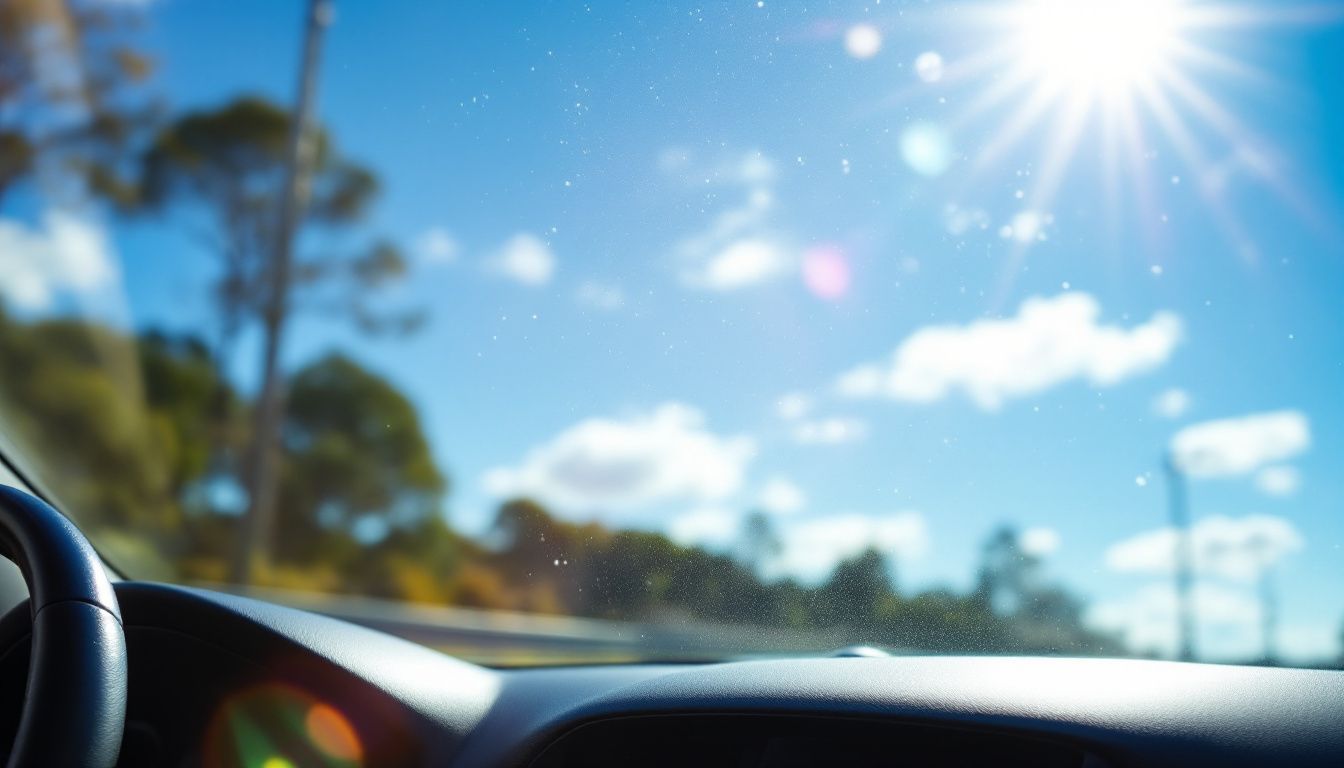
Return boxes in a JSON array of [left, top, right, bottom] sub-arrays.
[[905, 0, 1337, 304], [1013, 0, 1181, 98]]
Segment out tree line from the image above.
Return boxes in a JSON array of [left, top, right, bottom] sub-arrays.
[[0, 306, 1123, 656]]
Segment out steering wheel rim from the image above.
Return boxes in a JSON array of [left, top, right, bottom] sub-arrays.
[[0, 485, 126, 768]]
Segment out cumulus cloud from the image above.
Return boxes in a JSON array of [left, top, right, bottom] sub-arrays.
[[774, 512, 928, 582], [671, 151, 796, 291], [1106, 514, 1303, 582], [835, 293, 1182, 410], [756, 476, 806, 515], [1152, 388, 1191, 419], [667, 506, 740, 549], [792, 417, 869, 445], [575, 280, 625, 311], [1254, 465, 1301, 497], [1169, 410, 1310, 479], [482, 403, 755, 511], [1021, 527, 1061, 557], [1089, 582, 1259, 658], [485, 233, 556, 286], [414, 227, 459, 265], [0, 212, 118, 311], [694, 238, 791, 290]]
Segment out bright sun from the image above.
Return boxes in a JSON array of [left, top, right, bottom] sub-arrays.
[[918, 0, 1329, 302], [1012, 0, 1182, 99]]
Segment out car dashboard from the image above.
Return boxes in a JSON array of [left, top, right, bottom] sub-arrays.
[[0, 582, 1341, 767]]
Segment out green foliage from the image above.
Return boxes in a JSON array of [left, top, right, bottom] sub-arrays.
[[0, 305, 174, 534], [0, 0, 156, 206], [0, 308, 1124, 656], [274, 353, 446, 566], [132, 96, 395, 333]]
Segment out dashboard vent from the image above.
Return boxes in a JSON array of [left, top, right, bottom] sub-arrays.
[[531, 714, 1096, 768]]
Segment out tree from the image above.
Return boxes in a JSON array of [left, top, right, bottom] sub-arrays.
[[133, 96, 418, 581], [970, 526, 1123, 654], [0, 306, 173, 533], [812, 548, 894, 630], [975, 525, 1041, 617], [0, 0, 155, 207], [736, 510, 782, 574], [137, 332, 240, 503], [272, 354, 446, 570]]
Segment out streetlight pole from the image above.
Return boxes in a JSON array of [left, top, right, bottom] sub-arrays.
[[1251, 534, 1278, 665], [1163, 452, 1196, 662]]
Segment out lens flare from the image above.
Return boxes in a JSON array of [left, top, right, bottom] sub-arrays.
[[306, 703, 364, 762], [845, 23, 883, 59], [899, 123, 953, 177], [203, 683, 365, 768], [802, 245, 852, 300], [899, 0, 1336, 303], [914, 51, 945, 83]]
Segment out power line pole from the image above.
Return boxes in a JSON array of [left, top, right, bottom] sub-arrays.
[[1252, 535, 1278, 665], [231, 0, 334, 585], [1163, 452, 1196, 662]]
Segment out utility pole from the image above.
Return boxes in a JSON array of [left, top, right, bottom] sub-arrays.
[[1252, 534, 1278, 665], [1163, 452, 1196, 662], [231, 0, 334, 585]]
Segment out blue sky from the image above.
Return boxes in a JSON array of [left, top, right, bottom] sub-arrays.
[[5, 0, 1344, 663]]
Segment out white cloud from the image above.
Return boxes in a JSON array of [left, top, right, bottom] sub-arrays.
[[757, 476, 806, 515], [695, 238, 791, 290], [667, 506, 740, 549], [775, 512, 928, 582], [835, 293, 1182, 410], [1254, 465, 1301, 497], [775, 392, 812, 421], [485, 233, 555, 286], [1089, 582, 1260, 659], [0, 212, 118, 311], [835, 364, 885, 398], [575, 280, 625, 311], [671, 151, 796, 291], [482, 402, 755, 511], [1152, 387, 1191, 419], [1021, 527, 1061, 557], [792, 417, 869, 445], [414, 227, 459, 265], [1106, 514, 1303, 582], [1170, 410, 1310, 478]]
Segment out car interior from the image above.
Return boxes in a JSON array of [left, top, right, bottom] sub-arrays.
[[2, 0, 1343, 766], [0, 475, 1341, 766]]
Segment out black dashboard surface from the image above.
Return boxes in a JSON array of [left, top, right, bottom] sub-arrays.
[[4, 582, 1341, 766]]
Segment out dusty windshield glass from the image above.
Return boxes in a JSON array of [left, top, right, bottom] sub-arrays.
[[0, 0, 1341, 668]]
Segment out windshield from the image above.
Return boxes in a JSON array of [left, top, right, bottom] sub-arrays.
[[1, 0, 1341, 668]]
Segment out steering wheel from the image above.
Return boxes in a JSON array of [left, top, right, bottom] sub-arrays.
[[0, 486, 126, 767]]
